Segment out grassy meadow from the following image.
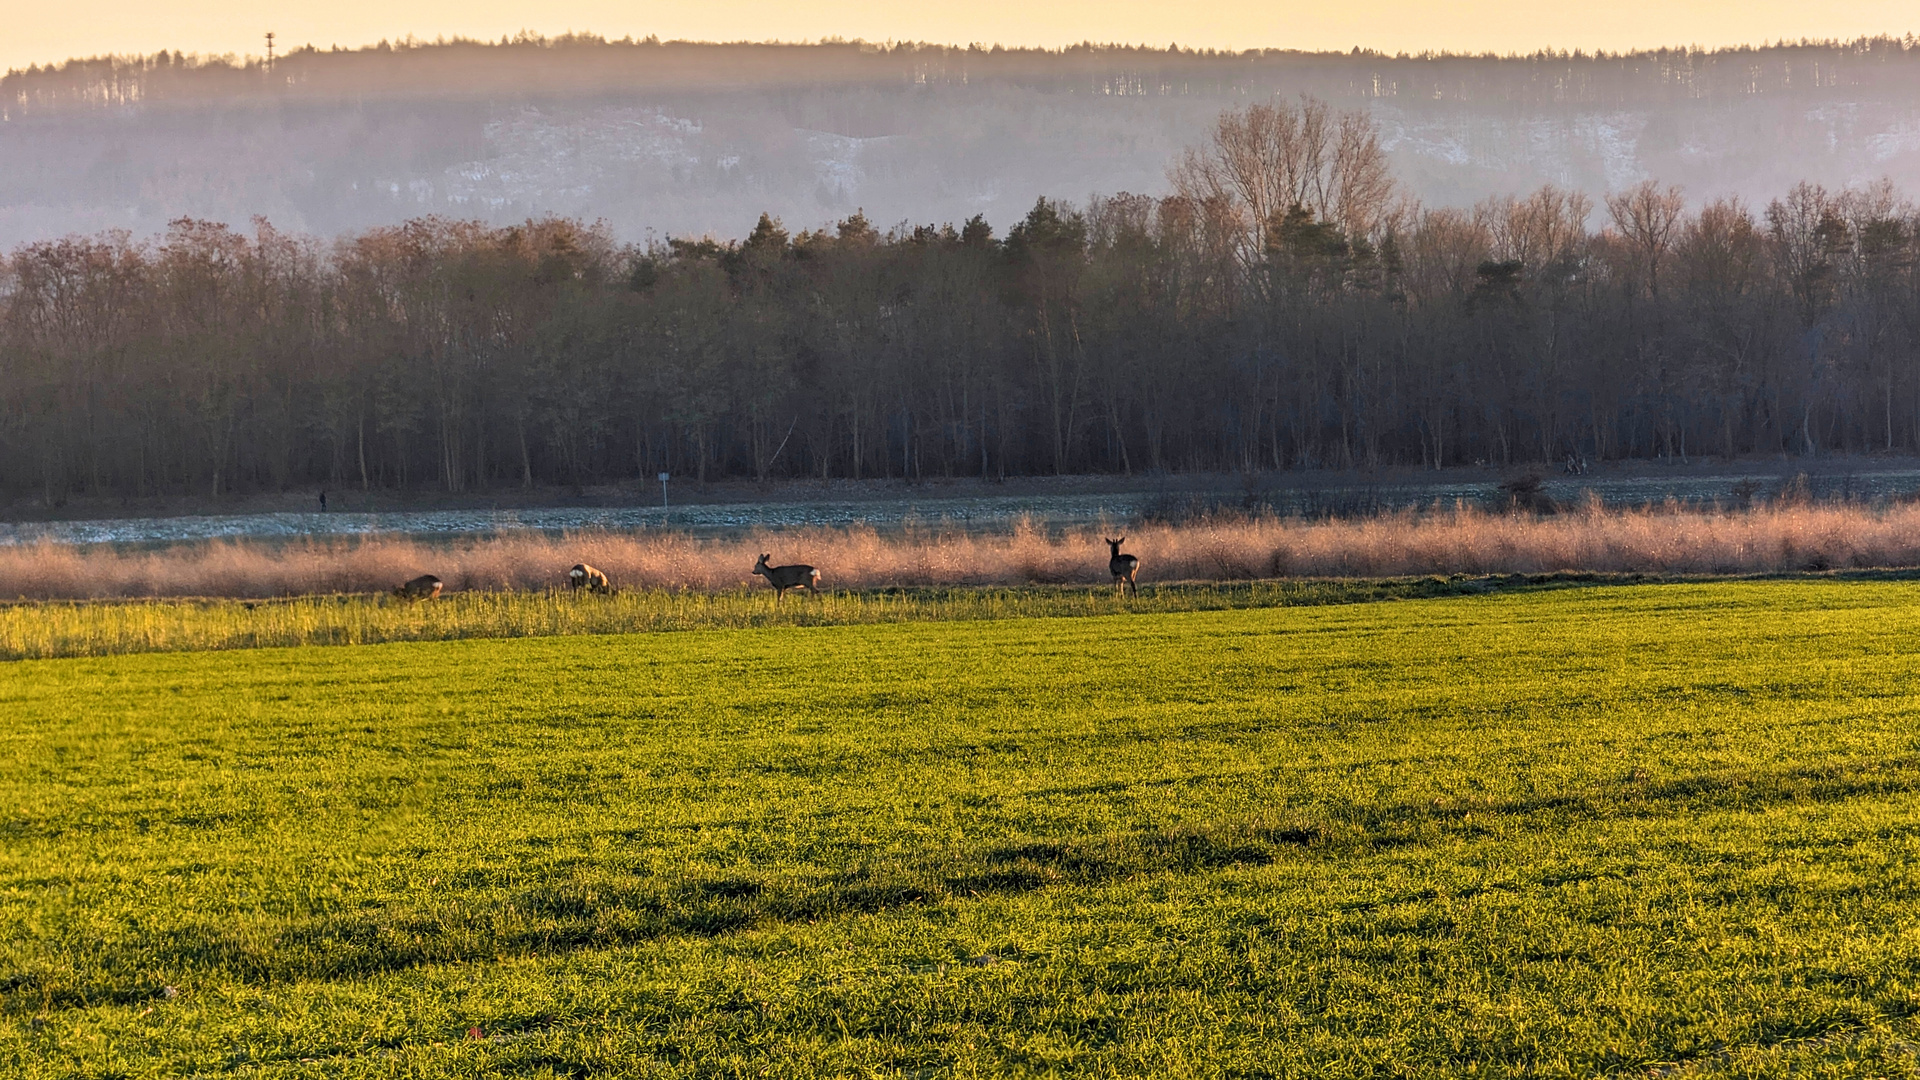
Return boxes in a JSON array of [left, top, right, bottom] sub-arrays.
[[6, 580, 1920, 1076]]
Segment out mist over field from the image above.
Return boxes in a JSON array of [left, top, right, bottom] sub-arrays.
[[6, 37, 1920, 246]]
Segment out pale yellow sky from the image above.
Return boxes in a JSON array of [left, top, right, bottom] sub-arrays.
[[7, 0, 1916, 73]]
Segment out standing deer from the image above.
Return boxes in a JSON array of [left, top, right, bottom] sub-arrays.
[[393, 574, 443, 601], [568, 563, 612, 593], [1105, 537, 1139, 595], [752, 553, 821, 602]]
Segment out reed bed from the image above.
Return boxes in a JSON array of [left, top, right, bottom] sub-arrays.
[[6, 499, 1920, 660], [2, 499, 1917, 603]]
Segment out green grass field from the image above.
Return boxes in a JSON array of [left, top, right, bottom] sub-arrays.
[[6, 581, 1920, 1077]]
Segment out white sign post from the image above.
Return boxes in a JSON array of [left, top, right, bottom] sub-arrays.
[[658, 472, 670, 508]]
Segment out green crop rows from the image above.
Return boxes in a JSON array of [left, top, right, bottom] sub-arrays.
[[5, 581, 1920, 1076]]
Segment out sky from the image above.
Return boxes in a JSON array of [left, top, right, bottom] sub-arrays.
[[6, 0, 1917, 73]]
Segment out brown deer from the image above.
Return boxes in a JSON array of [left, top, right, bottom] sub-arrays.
[[568, 563, 612, 593], [752, 553, 821, 602], [1105, 537, 1139, 595], [393, 574, 443, 601]]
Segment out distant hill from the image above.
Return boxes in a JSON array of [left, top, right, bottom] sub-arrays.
[[5, 36, 1920, 246]]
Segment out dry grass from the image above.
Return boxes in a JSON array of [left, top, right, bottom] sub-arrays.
[[4, 580, 1510, 661], [2, 500, 1917, 602]]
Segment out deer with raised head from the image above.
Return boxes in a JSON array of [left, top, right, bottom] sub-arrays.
[[568, 563, 612, 593], [752, 553, 821, 602], [393, 573, 443, 601], [1105, 537, 1139, 595]]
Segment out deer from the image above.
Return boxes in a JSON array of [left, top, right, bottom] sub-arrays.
[[752, 553, 821, 602], [1106, 537, 1139, 596], [393, 573, 443, 601], [568, 563, 612, 594]]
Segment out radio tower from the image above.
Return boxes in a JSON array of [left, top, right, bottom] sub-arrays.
[[265, 31, 276, 74]]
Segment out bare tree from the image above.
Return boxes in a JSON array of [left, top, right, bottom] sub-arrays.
[[1486, 185, 1592, 277], [1765, 182, 1850, 325], [1172, 96, 1396, 272], [1606, 181, 1686, 298]]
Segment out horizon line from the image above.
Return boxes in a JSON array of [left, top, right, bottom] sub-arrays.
[[10, 29, 1920, 77]]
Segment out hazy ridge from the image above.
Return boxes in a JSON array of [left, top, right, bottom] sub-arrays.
[[5, 37, 1920, 245]]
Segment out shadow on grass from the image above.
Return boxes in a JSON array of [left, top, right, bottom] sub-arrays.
[[0, 819, 1312, 1011], [10, 754, 1920, 1012]]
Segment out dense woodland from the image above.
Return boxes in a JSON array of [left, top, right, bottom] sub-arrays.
[[4, 95, 1920, 498]]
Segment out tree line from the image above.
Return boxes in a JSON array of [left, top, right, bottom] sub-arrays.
[[4, 96, 1920, 501], [12, 35, 1919, 120]]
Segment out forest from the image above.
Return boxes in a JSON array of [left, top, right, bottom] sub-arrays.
[[3, 95, 1919, 498], [12, 35, 1920, 114]]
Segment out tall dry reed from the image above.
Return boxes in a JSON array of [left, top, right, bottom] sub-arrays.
[[3, 502, 1918, 601]]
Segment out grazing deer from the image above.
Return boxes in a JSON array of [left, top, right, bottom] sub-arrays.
[[393, 574, 443, 601], [1106, 537, 1139, 595], [568, 563, 612, 593], [752, 553, 821, 602]]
